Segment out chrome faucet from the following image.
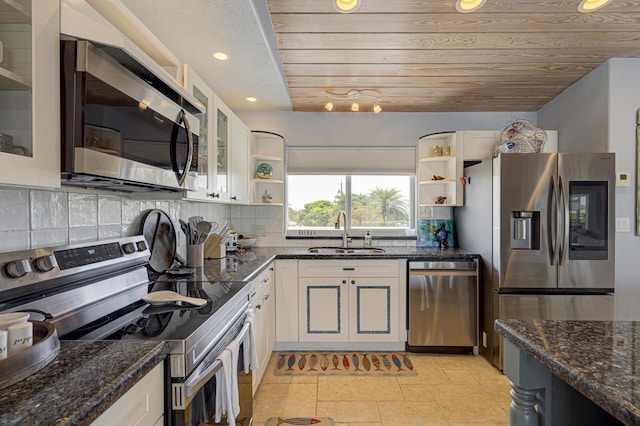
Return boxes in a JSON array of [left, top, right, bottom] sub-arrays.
[[335, 210, 351, 248]]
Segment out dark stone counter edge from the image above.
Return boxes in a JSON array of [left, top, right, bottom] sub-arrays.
[[73, 342, 169, 426], [495, 320, 640, 426]]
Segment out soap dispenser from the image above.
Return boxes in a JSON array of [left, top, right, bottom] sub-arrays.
[[364, 231, 372, 247]]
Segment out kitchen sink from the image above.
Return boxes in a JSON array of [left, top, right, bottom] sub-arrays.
[[307, 247, 386, 254]]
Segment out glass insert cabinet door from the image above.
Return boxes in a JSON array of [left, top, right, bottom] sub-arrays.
[[215, 98, 231, 199], [0, 1, 32, 159], [0, 0, 59, 188]]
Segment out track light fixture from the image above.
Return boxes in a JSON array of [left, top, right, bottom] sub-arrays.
[[324, 89, 382, 113]]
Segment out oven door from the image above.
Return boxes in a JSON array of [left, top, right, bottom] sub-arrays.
[[170, 311, 252, 426]]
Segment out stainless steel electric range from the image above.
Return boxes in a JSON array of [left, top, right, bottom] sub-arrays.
[[0, 236, 252, 426]]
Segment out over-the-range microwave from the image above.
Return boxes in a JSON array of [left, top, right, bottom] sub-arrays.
[[60, 40, 202, 192]]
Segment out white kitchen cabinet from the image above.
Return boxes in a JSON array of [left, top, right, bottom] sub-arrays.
[[183, 65, 216, 201], [417, 132, 462, 207], [212, 94, 232, 202], [275, 260, 299, 344], [251, 263, 275, 395], [0, 0, 60, 188], [90, 362, 164, 426], [298, 260, 403, 343], [250, 131, 285, 205], [229, 114, 250, 204]]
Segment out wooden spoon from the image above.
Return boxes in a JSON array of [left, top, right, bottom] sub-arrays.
[[142, 290, 207, 306]]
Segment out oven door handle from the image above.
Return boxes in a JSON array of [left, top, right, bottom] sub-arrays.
[[184, 321, 251, 398]]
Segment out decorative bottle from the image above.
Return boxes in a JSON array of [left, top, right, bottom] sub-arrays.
[[262, 189, 272, 204], [364, 231, 372, 247]]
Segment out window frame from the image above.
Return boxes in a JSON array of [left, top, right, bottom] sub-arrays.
[[286, 174, 416, 237]]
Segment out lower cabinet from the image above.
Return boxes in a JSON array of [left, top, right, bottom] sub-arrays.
[[90, 362, 164, 426], [299, 277, 399, 342], [297, 260, 403, 344], [251, 263, 275, 395]]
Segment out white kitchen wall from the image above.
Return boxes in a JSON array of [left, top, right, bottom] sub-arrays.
[[237, 111, 538, 148], [538, 58, 640, 316], [0, 186, 230, 257]]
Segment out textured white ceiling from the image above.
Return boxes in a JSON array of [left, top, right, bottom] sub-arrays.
[[121, 0, 292, 112]]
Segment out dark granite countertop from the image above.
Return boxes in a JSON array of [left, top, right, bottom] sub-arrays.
[[187, 246, 479, 283], [495, 319, 640, 425], [0, 340, 168, 426]]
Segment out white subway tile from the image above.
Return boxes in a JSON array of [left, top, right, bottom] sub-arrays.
[[69, 226, 98, 243], [31, 229, 67, 248], [121, 199, 140, 224], [99, 225, 121, 240], [0, 231, 29, 252], [30, 191, 68, 229], [68, 193, 97, 227], [98, 196, 121, 225], [0, 189, 28, 231]]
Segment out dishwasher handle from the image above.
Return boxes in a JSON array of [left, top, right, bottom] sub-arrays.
[[409, 269, 477, 277]]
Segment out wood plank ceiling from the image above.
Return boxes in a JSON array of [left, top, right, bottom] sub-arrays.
[[266, 0, 640, 112]]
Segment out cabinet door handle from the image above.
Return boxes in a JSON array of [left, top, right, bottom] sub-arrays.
[[351, 280, 355, 285], [256, 304, 262, 310], [208, 193, 220, 198], [264, 294, 270, 300], [231, 196, 237, 200], [342, 267, 355, 271], [342, 280, 347, 285]]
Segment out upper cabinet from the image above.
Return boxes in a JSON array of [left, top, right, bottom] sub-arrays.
[[0, 0, 59, 188], [183, 65, 217, 201], [417, 132, 462, 207], [229, 114, 250, 204], [250, 131, 285, 205], [212, 94, 232, 203]]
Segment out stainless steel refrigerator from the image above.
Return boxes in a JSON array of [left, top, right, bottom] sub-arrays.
[[456, 153, 615, 369]]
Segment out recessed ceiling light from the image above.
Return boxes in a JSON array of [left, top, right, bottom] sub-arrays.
[[455, 0, 486, 13], [246, 97, 257, 103], [578, 0, 612, 12], [212, 52, 228, 61], [334, 0, 361, 13]]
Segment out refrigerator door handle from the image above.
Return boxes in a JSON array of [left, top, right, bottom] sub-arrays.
[[549, 175, 558, 265], [558, 176, 568, 265]]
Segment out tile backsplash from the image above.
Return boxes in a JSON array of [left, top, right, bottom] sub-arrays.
[[0, 186, 413, 255]]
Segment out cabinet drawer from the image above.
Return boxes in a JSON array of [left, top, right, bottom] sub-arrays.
[[298, 260, 398, 278]]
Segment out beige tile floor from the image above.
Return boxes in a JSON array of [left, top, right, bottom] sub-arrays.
[[252, 352, 511, 426]]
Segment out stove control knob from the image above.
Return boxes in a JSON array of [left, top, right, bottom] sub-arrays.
[[4, 259, 32, 278], [33, 255, 55, 272], [136, 241, 147, 252], [122, 242, 136, 255]]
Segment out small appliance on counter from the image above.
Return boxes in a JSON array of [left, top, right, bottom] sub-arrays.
[[225, 228, 238, 253]]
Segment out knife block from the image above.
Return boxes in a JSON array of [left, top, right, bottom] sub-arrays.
[[204, 235, 225, 259]]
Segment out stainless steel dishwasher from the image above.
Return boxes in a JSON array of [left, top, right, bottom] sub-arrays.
[[407, 259, 479, 352]]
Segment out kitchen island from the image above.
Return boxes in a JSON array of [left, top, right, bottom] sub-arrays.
[[495, 319, 637, 425]]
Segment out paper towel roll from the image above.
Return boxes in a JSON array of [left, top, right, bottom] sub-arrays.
[[8, 321, 32, 355], [0, 330, 7, 360]]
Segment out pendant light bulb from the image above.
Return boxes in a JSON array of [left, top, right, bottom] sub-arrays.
[[373, 103, 382, 114], [351, 102, 359, 112], [578, 0, 611, 12], [455, 0, 486, 13]]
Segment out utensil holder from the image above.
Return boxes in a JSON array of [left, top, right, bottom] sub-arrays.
[[186, 244, 204, 267]]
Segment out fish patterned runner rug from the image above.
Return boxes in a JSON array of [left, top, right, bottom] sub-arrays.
[[265, 417, 335, 426], [273, 352, 418, 376]]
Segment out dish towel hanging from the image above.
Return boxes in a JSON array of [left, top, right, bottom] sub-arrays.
[[243, 309, 259, 374], [214, 340, 240, 425]]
